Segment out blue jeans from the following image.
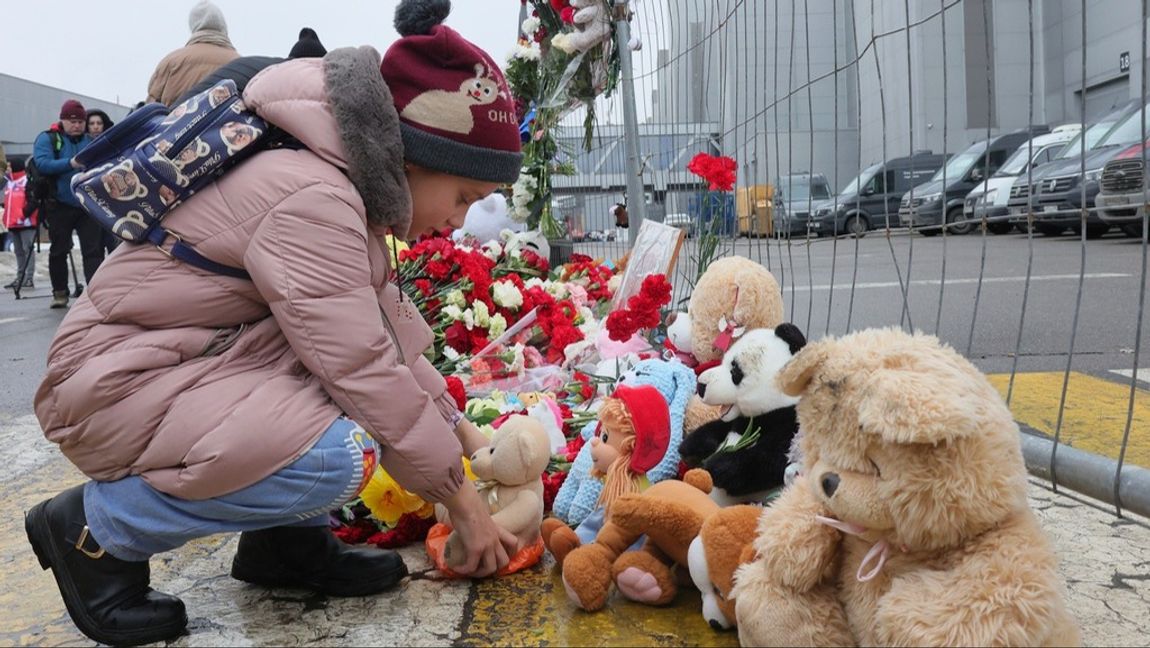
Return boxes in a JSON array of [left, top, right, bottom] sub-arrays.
[[84, 417, 379, 562]]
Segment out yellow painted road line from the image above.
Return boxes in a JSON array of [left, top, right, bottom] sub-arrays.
[[988, 371, 1150, 469], [461, 554, 739, 647]]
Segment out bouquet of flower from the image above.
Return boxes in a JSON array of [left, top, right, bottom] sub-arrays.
[[332, 234, 624, 549], [506, 0, 623, 234], [605, 273, 673, 345], [398, 232, 619, 378]]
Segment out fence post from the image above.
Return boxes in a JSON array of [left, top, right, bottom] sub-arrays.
[[1020, 432, 1150, 520], [614, 0, 646, 246]]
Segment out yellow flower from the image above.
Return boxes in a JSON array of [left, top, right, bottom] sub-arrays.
[[385, 235, 410, 258], [360, 467, 426, 527], [360, 457, 481, 527]]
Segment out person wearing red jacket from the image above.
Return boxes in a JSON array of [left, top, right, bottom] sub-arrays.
[[3, 158, 38, 290]]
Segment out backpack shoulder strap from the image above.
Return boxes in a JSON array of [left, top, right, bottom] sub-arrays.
[[39, 129, 62, 159]]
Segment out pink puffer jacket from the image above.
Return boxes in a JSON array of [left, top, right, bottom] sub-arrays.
[[35, 48, 465, 502]]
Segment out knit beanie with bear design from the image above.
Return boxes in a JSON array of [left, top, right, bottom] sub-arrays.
[[381, 0, 523, 184]]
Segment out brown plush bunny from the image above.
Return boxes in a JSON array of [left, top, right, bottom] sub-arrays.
[[560, 469, 717, 612]]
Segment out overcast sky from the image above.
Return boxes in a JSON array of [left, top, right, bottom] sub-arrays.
[[0, 1, 523, 107]]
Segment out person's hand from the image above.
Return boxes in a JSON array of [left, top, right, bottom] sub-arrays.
[[454, 418, 491, 458], [440, 480, 519, 577], [69, 157, 83, 170]]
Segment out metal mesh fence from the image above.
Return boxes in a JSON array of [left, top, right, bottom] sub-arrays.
[[558, 0, 1150, 518]]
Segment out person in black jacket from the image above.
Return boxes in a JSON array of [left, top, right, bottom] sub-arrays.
[[177, 27, 328, 104], [85, 110, 121, 256]]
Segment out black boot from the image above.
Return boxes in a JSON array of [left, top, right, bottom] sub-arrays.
[[231, 525, 408, 597], [24, 484, 188, 646]]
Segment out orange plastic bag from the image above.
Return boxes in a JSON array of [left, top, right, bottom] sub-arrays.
[[425, 522, 545, 578]]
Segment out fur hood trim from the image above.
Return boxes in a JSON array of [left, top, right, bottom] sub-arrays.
[[323, 47, 412, 235]]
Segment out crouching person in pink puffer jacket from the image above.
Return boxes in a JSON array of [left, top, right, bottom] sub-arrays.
[[24, 2, 519, 645]]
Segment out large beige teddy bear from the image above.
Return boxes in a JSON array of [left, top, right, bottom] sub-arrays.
[[435, 415, 551, 566], [667, 256, 785, 433], [732, 328, 1080, 647]]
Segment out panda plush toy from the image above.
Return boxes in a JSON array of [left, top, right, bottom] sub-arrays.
[[679, 323, 806, 506]]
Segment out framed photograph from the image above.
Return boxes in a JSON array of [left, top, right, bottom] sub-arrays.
[[611, 219, 686, 310]]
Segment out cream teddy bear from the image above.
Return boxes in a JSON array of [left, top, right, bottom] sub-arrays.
[[732, 328, 1080, 647], [436, 415, 551, 565], [666, 256, 785, 433]]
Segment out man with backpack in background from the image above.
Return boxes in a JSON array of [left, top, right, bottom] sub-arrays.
[[31, 99, 101, 309]]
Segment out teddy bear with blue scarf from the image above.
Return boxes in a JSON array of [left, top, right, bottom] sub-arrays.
[[543, 359, 696, 563]]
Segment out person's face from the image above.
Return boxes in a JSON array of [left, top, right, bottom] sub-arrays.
[[405, 164, 499, 236], [87, 116, 105, 135], [62, 118, 86, 137]]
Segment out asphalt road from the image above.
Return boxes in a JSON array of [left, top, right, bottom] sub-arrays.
[[577, 227, 1150, 379], [3, 230, 1149, 414]]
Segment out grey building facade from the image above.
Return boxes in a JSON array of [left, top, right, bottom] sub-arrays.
[[1, 73, 130, 157], [642, 0, 1148, 194]]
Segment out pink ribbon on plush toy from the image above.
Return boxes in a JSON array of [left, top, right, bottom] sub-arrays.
[[814, 515, 896, 582], [712, 316, 746, 354]]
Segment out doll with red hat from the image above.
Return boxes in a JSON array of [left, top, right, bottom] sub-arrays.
[[542, 383, 670, 565]]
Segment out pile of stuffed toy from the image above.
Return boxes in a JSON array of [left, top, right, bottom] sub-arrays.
[[334, 229, 1081, 647]]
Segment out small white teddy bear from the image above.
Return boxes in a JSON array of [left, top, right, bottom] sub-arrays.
[[552, 0, 614, 55]]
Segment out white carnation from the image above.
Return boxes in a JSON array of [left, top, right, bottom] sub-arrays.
[[608, 274, 623, 293], [509, 173, 538, 224], [441, 304, 464, 321], [521, 16, 541, 35], [544, 281, 569, 300], [515, 43, 542, 61], [481, 241, 503, 261], [492, 281, 524, 310], [474, 301, 492, 328], [489, 313, 508, 340], [445, 289, 467, 308]]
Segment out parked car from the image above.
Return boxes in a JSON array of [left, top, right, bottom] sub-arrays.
[[664, 212, 696, 237], [1095, 132, 1150, 238], [772, 173, 832, 236], [809, 151, 947, 237], [1006, 100, 1140, 235], [1025, 101, 1150, 238], [900, 127, 1050, 235], [964, 125, 1081, 234]]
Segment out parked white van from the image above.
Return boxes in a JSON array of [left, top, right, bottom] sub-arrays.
[[964, 124, 1081, 234]]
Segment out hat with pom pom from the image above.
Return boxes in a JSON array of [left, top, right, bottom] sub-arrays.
[[381, 0, 522, 184]]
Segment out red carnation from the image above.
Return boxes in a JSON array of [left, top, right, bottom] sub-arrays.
[[542, 471, 568, 513], [445, 376, 467, 411], [687, 152, 738, 191], [560, 6, 576, 23], [366, 513, 436, 549], [332, 518, 377, 545], [606, 310, 638, 342], [444, 321, 471, 353], [563, 435, 585, 462]]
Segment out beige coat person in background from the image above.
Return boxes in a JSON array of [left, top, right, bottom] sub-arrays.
[[146, 0, 239, 106]]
